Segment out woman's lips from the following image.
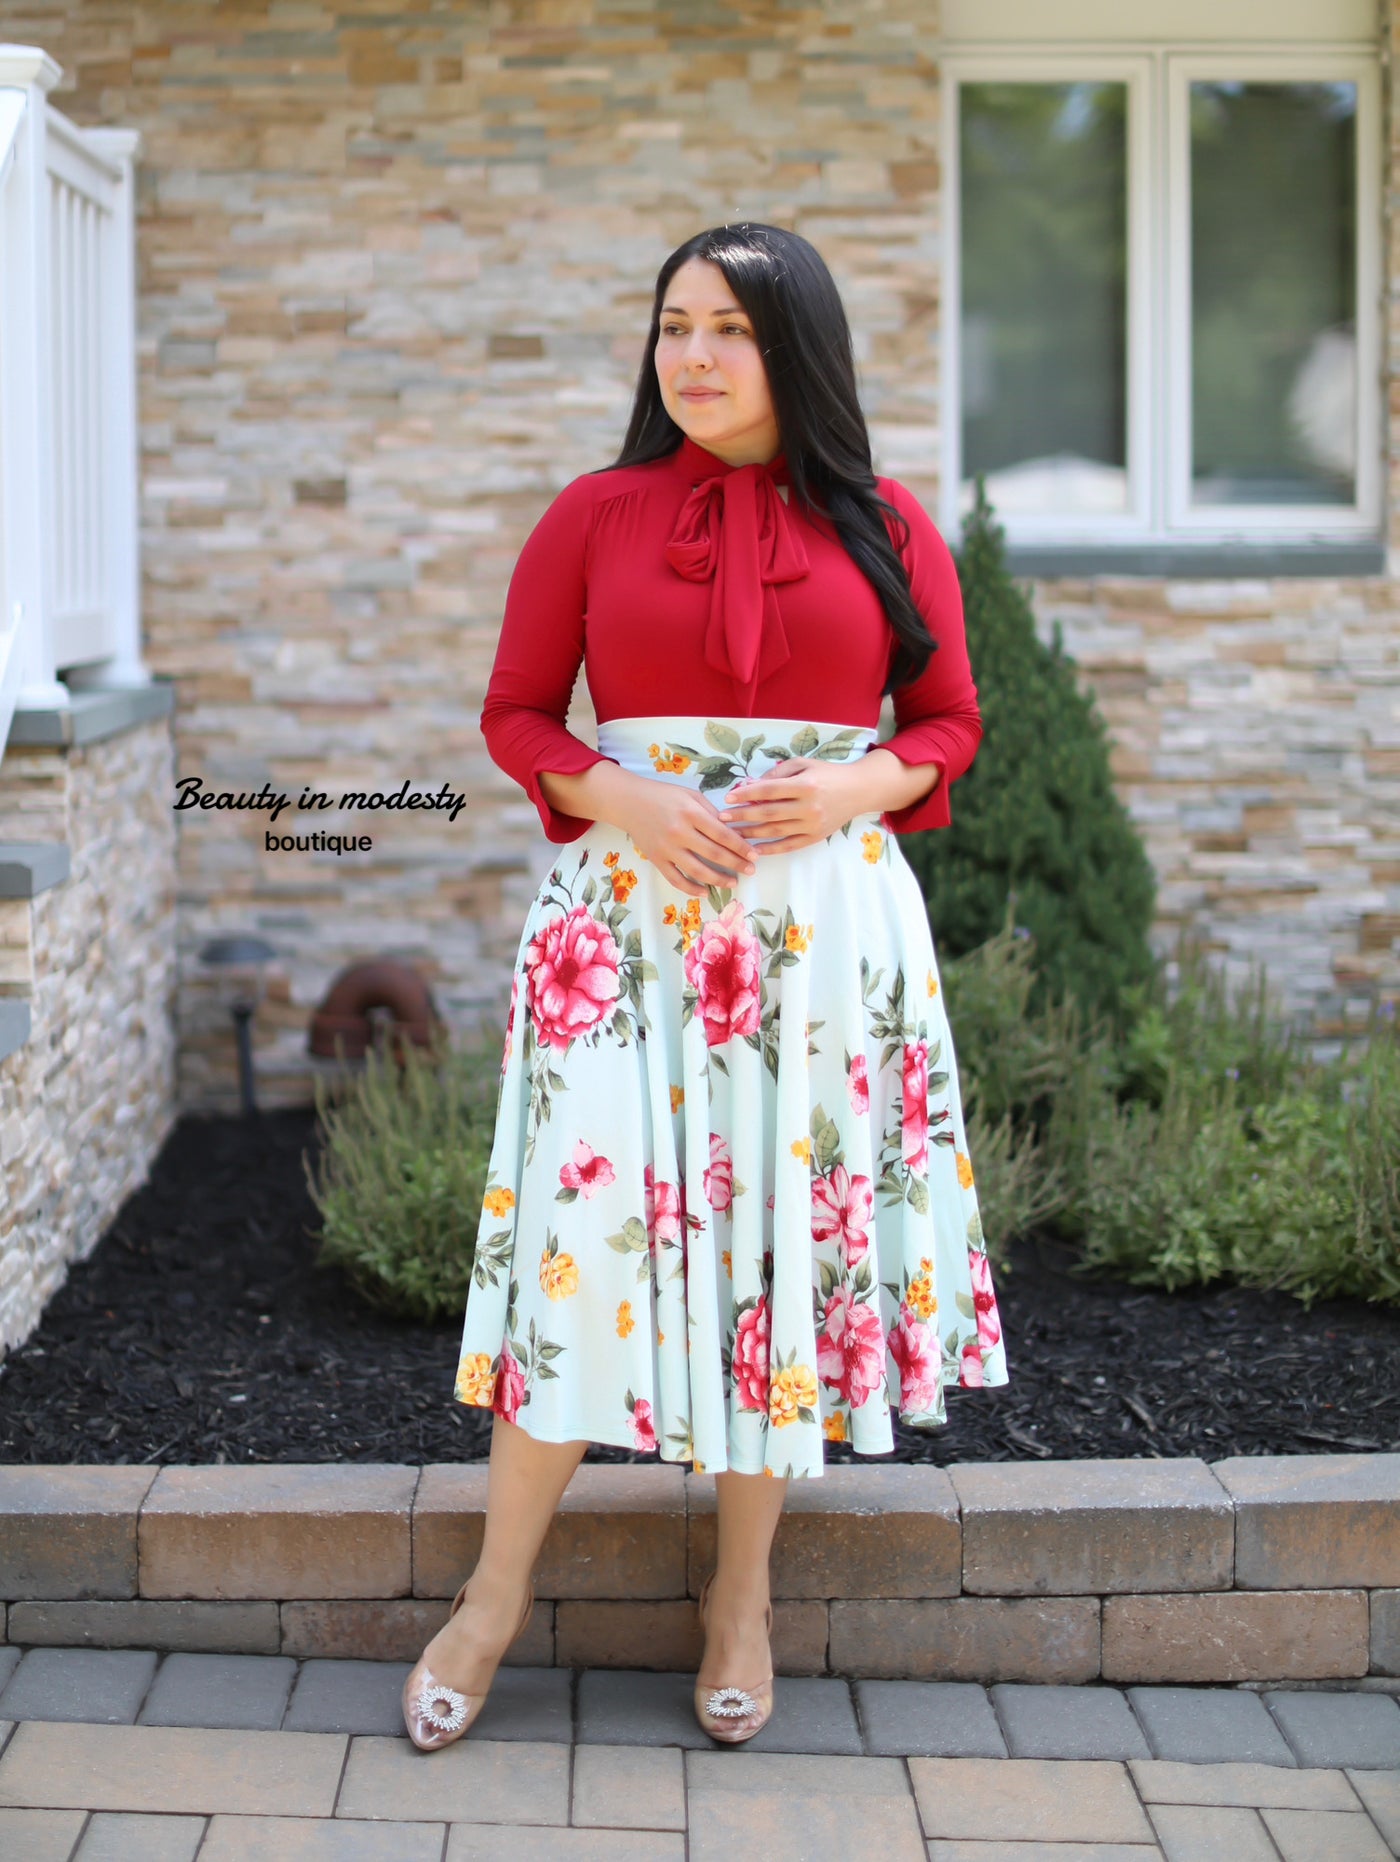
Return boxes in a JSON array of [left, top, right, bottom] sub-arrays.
[[680, 389, 722, 399]]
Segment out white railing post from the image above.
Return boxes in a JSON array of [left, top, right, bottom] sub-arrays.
[[74, 125, 144, 691], [0, 45, 67, 728]]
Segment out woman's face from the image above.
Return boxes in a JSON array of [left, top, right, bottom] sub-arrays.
[[654, 256, 782, 467]]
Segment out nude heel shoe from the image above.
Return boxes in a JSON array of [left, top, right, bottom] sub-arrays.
[[693, 1569, 775, 1745], [401, 1575, 535, 1751]]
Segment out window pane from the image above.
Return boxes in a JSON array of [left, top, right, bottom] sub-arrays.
[[959, 82, 1128, 516], [1191, 81, 1357, 506]]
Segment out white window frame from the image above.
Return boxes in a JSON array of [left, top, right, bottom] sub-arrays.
[[938, 41, 1381, 552]]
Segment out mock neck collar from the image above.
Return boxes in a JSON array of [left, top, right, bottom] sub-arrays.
[[672, 431, 790, 486]]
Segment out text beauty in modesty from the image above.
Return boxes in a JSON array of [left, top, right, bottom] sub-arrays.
[[173, 775, 470, 824]]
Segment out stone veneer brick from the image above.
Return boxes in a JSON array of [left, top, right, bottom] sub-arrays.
[[0, 1466, 158, 1601], [0, 721, 177, 1358], [951, 1458, 1235, 1596], [1102, 1588, 1371, 1683], [1210, 1453, 1400, 1590], [687, 1464, 960, 1599], [138, 1464, 419, 1600]]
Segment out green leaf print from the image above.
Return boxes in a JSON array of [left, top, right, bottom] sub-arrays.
[[605, 1216, 650, 1256], [789, 724, 820, 756], [705, 721, 743, 755], [811, 1103, 842, 1175], [741, 732, 765, 760]]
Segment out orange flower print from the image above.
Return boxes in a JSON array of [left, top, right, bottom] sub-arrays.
[[604, 850, 620, 868], [784, 922, 814, 953], [648, 742, 691, 773], [926, 967, 939, 997], [956, 1151, 975, 1189], [483, 1185, 516, 1218], [616, 1299, 635, 1338], [670, 1083, 684, 1114], [791, 1135, 811, 1164], [721, 1249, 732, 1278], [539, 1240, 580, 1300], [663, 902, 678, 925], [657, 1328, 665, 1344], [769, 1362, 817, 1427], [454, 1351, 495, 1407], [861, 829, 883, 863], [612, 868, 638, 903], [823, 1410, 847, 1443], [905, 1266, 937, 1322]]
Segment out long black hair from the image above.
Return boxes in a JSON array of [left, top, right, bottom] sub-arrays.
[[598, 221, 938, 695]]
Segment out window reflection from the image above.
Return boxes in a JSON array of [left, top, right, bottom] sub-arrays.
[[959, 81, 1128, 518], [1191, 81, 1357, 506]]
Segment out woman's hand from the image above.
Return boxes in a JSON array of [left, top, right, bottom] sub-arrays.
[[718, 757, 870, 855], [617, 779, 761, 896]]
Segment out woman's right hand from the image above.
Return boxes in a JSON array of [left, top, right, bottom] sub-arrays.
[[618, 778, 759, 895]]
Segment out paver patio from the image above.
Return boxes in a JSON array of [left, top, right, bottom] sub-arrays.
[[0, 1651, 1396, 1858]]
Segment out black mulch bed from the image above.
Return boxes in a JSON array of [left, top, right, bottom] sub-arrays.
[[2, 1107, 1397, 1468]]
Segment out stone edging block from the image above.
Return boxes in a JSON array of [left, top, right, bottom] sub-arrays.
[[0, 1466, 158, 1601], [951, 1458, 1235, 1596], [1213, 1453, 1400, 1589], [137, 1464, 419, 1601]]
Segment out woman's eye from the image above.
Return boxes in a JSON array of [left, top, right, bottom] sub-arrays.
[[661, 324, 748, 337]]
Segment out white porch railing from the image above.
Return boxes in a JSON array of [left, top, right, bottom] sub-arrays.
[[0, 45, 144, 759]]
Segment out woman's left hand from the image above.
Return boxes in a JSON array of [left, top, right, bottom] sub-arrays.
[[717, 757, 870, 856]]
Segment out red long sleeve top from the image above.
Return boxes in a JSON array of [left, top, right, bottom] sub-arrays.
[[479, 432, 982, 844]]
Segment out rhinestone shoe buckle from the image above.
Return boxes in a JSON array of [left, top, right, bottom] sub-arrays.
[[705, 1684, 758, 1719], [416, 1673, 469, 1735]]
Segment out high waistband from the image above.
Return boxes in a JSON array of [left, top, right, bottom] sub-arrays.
[[596, 714, 879, 794]]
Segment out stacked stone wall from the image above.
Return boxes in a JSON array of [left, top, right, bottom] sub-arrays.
[[0, 722, 179, 1357]]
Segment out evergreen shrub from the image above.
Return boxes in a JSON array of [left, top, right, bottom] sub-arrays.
[[902, 477, 1158, 1030]]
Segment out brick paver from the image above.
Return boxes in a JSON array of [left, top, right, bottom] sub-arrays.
[[200, 1816, 445, 1860], [1346, 1768, 1400, 1851], [0, 1807, 88, 1860], [282, 1657, 415, 1735], [856, 1677, 1009, 1757], [572, 1742, 687, 1829], [909, 1757, 1158, 1845], [0, 1647, 158, 1723], [1145, 1801, 1281, 1859], [335, 1733, 571, 1824], [1257, 1806, 1395, 1859], [1126, 1686, 1297, 1765], [0, 1721, 347, 1816], [685, 1750, 926, 1862], [1265, 1688, 1400, 1769], [992, 1682, 1153, 1759], [137, 1652, 296, 1729], [74, 1810, 206, 1860]]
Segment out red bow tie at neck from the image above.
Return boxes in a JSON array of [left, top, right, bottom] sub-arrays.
[[663, 464, 811, 705]]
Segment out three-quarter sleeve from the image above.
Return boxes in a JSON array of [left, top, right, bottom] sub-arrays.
[[874, 479, 982, 836], [478, 473, 618, 843]]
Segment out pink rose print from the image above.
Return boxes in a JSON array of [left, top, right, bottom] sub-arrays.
[[491, 1344, 526, 1425], [816, 1286, 887, 1408], [901, 1039, 930, 1172], [703, 1132, 734, 1213], [629, 1395, 658, 1452], [683, 898, 762, 1047], [502, 971, 519, 1074], [644, 1162, 684, 1243], [889, 1310, 941, 1412], [970, 1252, 1002, 1349], [560, 1139, 616, 1200], [960, 1339, 985, 1388], [732, 1295, 770, 1412], [526, 905, 621, 1056], [811, 1163, 875, 1266], [847, 1052, 869, 1116]]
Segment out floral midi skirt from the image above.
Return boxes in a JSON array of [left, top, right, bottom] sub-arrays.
[[453, 714, 1010, 1479]]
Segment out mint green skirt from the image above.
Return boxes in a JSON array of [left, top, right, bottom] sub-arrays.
[[452, 714, 1009, 1479]]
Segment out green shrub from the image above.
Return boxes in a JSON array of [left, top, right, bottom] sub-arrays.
[[903, 478, 1159, 1031], [303, 1027, 502, 1324]]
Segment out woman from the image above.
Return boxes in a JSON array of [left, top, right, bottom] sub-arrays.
[[403, 221, 1010, 1752]]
